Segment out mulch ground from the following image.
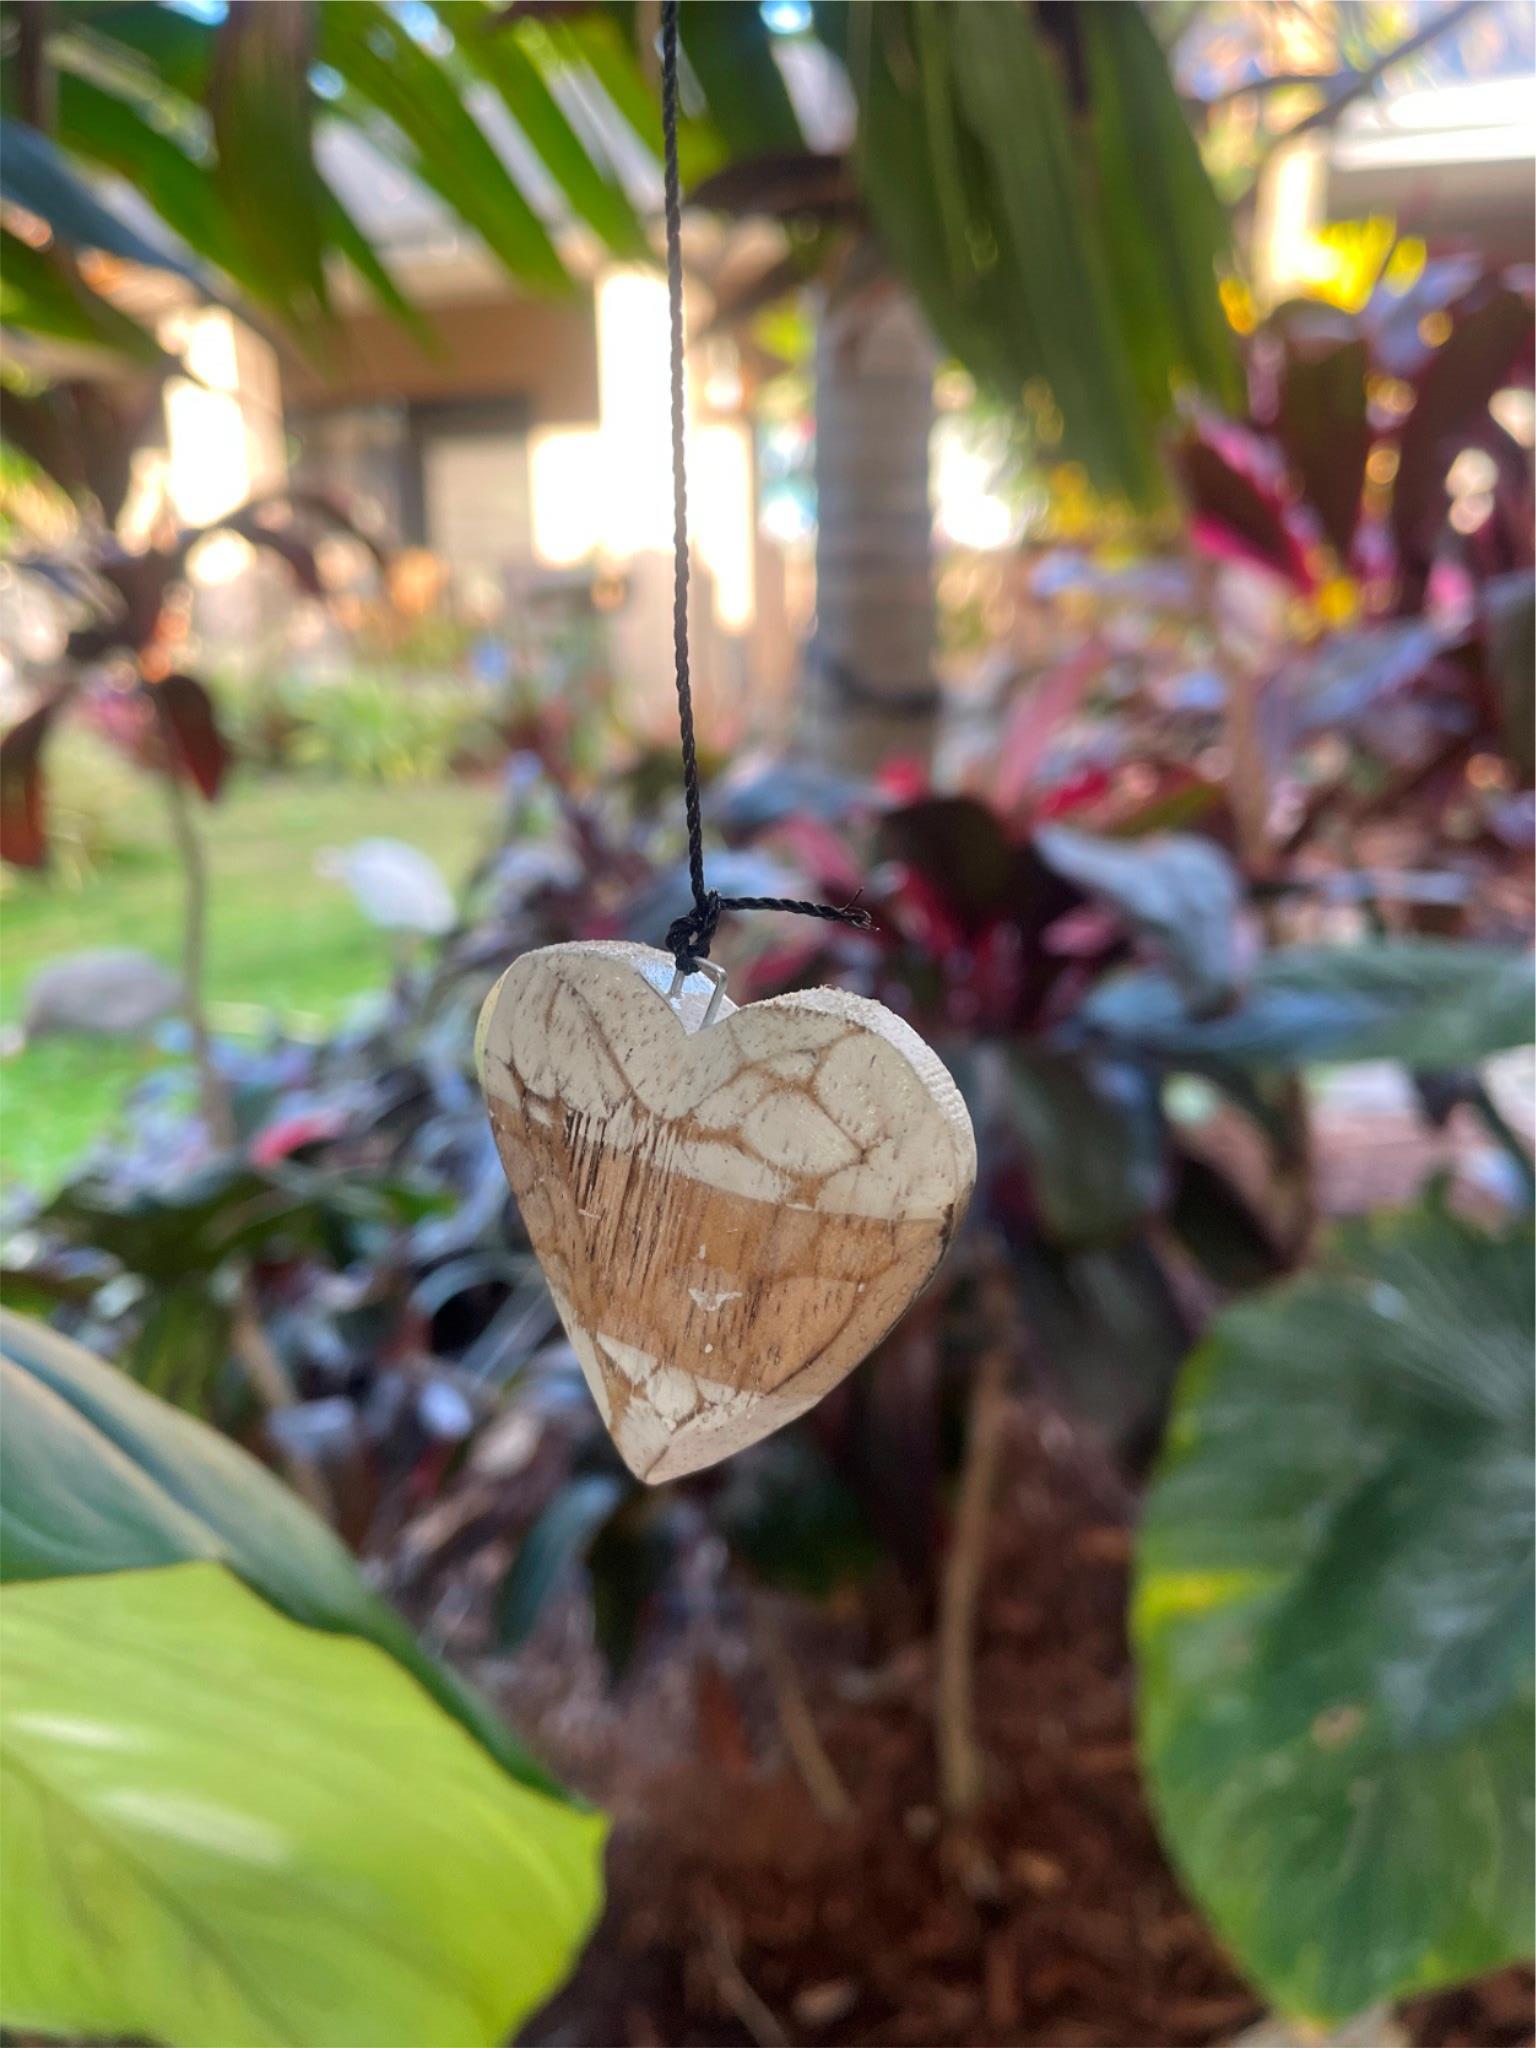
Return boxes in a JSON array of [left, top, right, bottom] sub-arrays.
[[486, 1399, 1532, 2048]]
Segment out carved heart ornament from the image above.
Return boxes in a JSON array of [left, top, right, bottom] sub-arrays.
[[476, 942, 976, 1482]]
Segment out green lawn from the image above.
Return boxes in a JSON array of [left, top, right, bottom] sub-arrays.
[[1, 776, 501, 1191]]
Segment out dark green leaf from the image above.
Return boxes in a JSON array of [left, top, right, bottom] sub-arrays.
[[0, 226, 166, 363], [679, 0, 804, 159], [0, 1310, 563, 1796], [496, 1471, 628, 1649], [321, 176, 437, 345], [126, 1277, 233, 1413], [1137, 1206, 1535, 2020], [1081, 2, 1238, 418], [319, 0, 569, 295], [1005, 1232, 1192, 1460], [65, 2, 217, 99], [210, 0, 327, 319], [545, 10, 723, 189], [440, 2, 648, 258], [1483, 570, 1536, 780], [0, 117, 221, 299], [1004, 1047, 1167, 1246], [716, 1434, 880, 1597], [42, 1160, 320, 1281], [588, 1494, 677, 1678], [1166, 1149, 1288, 1292], [52, 71, 276, 312], [1079, 941, 1535, 1070]]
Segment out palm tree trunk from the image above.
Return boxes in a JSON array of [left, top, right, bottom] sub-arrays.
[[803, 239, 940, 773]]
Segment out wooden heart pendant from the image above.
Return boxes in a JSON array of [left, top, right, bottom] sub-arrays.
[[476, 941, 976, 1483]]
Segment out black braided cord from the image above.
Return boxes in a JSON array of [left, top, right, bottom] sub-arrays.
[[657, 0, 870, 978]]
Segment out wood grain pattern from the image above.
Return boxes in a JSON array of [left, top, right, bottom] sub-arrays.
[[476, 941, 976, 1482]]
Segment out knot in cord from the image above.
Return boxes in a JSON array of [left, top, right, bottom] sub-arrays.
[[666, 891, 722, 976]]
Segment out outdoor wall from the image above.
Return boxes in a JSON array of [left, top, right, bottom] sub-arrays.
[[282, 292, 599, 426]]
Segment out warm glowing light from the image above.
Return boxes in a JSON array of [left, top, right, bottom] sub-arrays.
[[693, 422, 756, 633], [533, 270, 758, 635], [1366, 445, 1400, 486], [1467, 754, 1511, 793], [1417, 310, 1453, 348], [1491, 388, 1535, 448], [162, 309, 283, 526], [596, 268, 676, 560], [528, 427, 604, 568], [1448, 448, 1497, 498], [1219, 275, 1257, 335]]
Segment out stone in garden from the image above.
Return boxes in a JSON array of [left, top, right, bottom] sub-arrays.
[[22, 949, 182, 1040]]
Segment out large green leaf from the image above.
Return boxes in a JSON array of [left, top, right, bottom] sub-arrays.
[[828, 0, 1230, 505], [545, 11, 723, 191], [318, 0, 569, 296], [679, 0, 804, 160], [0, 1561, 604, 2048], [0, 116, 220, 299], [0, 225, 165, 364], [52, 71, 276, 310], [210, 0, 328, 320], [943, 1, 1151, 499], [1136, 1206, 1534, 2021], [1080, 2, 1238, 419], [496, 1470, 628, 1650], [63, 2, 217, 100], [0, 1310, 559, 1796], [1079, 940, 1535, 1069], [439, 2, 649, 259]]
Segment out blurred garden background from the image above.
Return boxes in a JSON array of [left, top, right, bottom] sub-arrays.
[[0, 3, 1533, 2046]]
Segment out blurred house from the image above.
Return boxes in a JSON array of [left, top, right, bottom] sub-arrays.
[[157, 74, 826, 734]]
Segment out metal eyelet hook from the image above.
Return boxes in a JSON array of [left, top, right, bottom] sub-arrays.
[[666, 957, 728, 1029]]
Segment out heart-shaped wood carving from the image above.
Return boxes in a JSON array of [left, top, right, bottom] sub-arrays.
[[476, 941, 976, 1482]]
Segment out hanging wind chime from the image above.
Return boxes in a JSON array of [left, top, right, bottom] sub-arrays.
[[476, 0, 976, 1483]]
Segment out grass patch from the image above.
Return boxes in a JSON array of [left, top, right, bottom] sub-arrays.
[[1, 775, 500, 1192]]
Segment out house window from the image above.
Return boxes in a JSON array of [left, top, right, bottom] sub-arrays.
[[288, 396, 533, 605]]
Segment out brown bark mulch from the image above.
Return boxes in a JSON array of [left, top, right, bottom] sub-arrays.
[[492, 1401, 1531, 2048]]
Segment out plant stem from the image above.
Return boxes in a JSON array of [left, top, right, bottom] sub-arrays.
[[935, 1296, 1010, 1819], [231, 1295, 333, 1520], [751, 1594, 853, 1823], [153, 708, 333, 1519], [154, 716, 233, 1148], [16, 2, 55, 134]]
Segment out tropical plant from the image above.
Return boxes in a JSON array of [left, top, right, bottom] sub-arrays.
[[257, 669, 503, 786], [6, 610, 1532, 2023], [1, 0, 1241, 775], [1137, 1201, 1534, 2023], [0, 1308, 604, 2048]]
